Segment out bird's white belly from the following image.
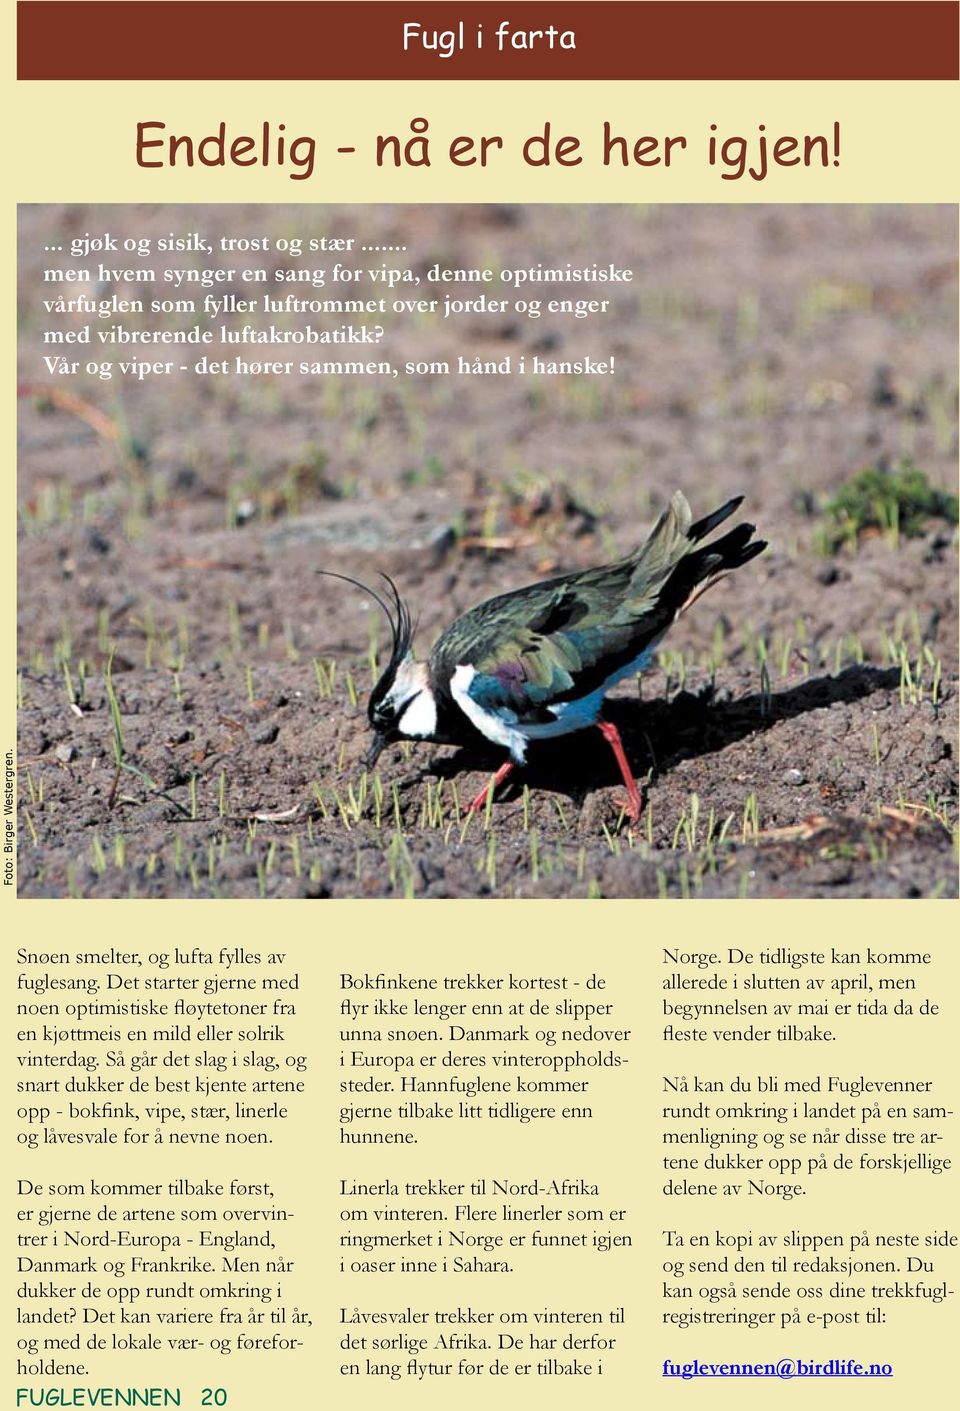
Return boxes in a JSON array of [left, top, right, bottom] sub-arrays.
[[451, 646, 656, 762]]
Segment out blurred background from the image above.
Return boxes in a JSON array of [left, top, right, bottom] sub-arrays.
[[16, 204, 959, 897]]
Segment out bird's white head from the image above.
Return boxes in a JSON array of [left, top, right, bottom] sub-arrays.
[[320, 569, 433, 767], [331, 573, 439, 766], [366, 654, 438, 767], [381, 658, 437, 738]]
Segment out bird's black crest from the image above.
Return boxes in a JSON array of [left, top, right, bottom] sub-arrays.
[[317, 570, 414, 722]]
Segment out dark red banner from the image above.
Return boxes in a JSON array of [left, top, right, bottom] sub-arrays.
[[17, 1, 960, 81]]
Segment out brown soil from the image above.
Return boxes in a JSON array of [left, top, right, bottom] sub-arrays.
[[16, 204, 958, 897]]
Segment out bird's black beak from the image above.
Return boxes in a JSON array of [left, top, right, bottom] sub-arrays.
[[364, 735, 386, 770]]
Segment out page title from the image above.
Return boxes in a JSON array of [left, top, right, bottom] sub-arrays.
[[402, 20, 578, 57], [135, 118, 842, 184]]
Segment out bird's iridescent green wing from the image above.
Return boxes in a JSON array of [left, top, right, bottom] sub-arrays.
[[430, 492, 764, 729], [431, 567, 658, 722], [430, 492, 755, 725]]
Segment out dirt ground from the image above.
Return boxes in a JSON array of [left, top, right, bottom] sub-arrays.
[[16, 204, 958, 897]]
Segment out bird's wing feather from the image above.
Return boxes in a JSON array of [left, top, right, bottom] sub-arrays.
[[433, 567, 664, 724], [431, 492, 763, 727]]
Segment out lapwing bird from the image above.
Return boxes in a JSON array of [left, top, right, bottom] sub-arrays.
[[329, 492, 765, 822]]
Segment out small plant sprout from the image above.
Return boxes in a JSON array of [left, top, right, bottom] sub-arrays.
[[91, 835, 107, 875], [141, 603, 157, 668], [330, 788, 353, 831], [387, 828, 416, 897], [282, 621, 300, 663], [776, 633, 793, 678], [347, 773, 369, 823], [708, 620, 727, 681], [313, 657, 337, 698], [104, 648, 126, 805], [227, 600, 242, 653], [418, 779, 445, 830], [482, 834, 498, 888], [923, 644, 943, 707]]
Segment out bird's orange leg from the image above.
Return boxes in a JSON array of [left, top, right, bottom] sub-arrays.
[[468, 761, 515, 814], [596, 720, 643, 824]]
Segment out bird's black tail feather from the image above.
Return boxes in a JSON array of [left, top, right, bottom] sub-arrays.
[[667, 515, 767, 616], [687, 494, 744, 544]]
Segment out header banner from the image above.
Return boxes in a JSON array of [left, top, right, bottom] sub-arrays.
[[17, 1, 960, 81]]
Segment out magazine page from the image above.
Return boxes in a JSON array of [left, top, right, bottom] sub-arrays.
[[6, 3, 959, 1408]]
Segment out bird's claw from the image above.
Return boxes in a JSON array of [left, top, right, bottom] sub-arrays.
[[612, 791, 644, 830], [466, 762, 516, 816]]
